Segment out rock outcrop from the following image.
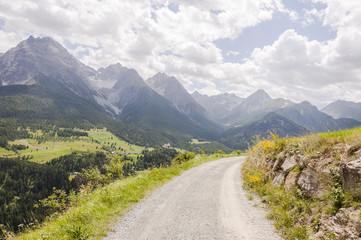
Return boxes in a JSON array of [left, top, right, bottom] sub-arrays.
[[341, 158, 361, 193], [249, 140, 361, 239], [297, 168, 322, 197]]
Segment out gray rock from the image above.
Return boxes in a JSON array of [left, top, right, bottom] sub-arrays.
[[281, 155, 298, 173], [297, 168, 321, 197], [341, 158, 361, 193], [272, 172, 285, 187], [272, 153, 285, 171]]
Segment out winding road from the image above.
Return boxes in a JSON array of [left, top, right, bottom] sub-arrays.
[[104, 157, 281, 240]]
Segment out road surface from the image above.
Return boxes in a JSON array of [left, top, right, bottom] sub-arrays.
[[104, 157, 281, 240]]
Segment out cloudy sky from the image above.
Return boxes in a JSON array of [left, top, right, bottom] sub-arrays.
[[0, 0, 360, 108]]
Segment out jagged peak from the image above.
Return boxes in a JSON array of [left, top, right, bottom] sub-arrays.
[[192, 90, 203, 96], [17, 36, 65, 51], [247, 89, 271, 101], [300, 101, 312, 106], [106, 63, 124, 69], [148, 72, 180, 87], [99, 63, 138, 76], [153, 72, 169, 79]]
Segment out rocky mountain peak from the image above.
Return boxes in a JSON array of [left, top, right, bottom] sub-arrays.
[[146, 72, 184, 96], [0, 36, 98, 100], [17, 36, 64, 53], [146, 73, 212, 123], [107, 65, 146, 90], [299, 101, 315, 109], [247, 89, 271, 102], [236, 89, 272, 111]]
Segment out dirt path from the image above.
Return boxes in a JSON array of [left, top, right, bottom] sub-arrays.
[[104, 157, 281, 240]]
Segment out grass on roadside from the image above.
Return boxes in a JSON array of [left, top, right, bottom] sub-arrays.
[[242, 128, 361, 239], [13, 152, 241, 240]]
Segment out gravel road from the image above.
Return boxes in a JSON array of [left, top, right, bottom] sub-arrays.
[[104, 157, 282, 240]]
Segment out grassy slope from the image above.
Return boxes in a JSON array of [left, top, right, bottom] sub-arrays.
[[0, 128, 145, 163], [242, 127, 361, 239], [13, 153, 239, 240]]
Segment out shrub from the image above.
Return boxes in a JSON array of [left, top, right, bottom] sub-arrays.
[[172, 151, 196, 165]]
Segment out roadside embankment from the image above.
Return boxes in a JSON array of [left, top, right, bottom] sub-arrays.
[[242, 130, 361, 239]]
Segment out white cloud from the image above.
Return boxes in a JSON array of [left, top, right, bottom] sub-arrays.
[[302, 8, 325, 26], [1, 0, 361, 107], [226, 51, 239, 56], [238, 19, 361, 107], [0, 0, 284, 67]]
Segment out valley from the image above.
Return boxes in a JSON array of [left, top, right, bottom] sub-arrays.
[[0, 128, 144, 163], [1, 36, 361, 240], [1, 36, 360, 154], [1, 0, 360, 239]]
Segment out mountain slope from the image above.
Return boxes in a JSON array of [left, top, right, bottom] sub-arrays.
[[95, 65, 219, 139], [322, 100, 361, 121], [219, 112, 309, 150], [221, 89, 294, 126], [276, 101, 361, 132], [146, 73, 220, 130], [0, 36, 97, 100], [0, 74, 169, 146], [0, 38, 222, 148], [191, 91, 244, 121]]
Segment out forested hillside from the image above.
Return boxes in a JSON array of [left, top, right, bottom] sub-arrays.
[[0, 157, 73, 233], [0, 147, 186, 237]]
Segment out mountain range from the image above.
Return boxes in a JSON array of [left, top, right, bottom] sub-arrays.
[[0, 36, 360, 150], [321, 100, 361, 122]]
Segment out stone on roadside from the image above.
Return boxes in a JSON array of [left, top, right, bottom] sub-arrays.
[[281, 155, 298, 173], [272, 172, 285, 187], [297, 168, 321, 197], [341, 158, 361, 193]]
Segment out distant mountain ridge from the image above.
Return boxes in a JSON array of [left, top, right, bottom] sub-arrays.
[[191, 91, 244, 121], [219, 112, 310, 150], [276, 101, 361, 132], [322, 100, 361, 122], [219, 89, 295, 126]]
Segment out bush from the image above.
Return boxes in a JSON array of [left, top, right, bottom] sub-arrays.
[[172, 151, 195, 165]]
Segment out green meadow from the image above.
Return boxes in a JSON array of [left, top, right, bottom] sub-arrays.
[[0, 128, 145, 163]]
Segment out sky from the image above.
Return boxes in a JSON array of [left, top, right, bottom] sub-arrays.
[[0, 0, 360, 108]]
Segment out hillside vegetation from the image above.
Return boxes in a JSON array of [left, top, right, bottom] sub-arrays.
[[4, 152, 239, 240], [0, 128, 145, 163], [242, 128, 361, 239]]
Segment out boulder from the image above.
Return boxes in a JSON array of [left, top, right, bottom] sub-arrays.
[[341, 158, 361, 193], [297, 168, 321, 197], [272, 153, 285, 171], [272, 172, 285, 187], [284, 171, 299, 192], [281, 155, 298, 173]]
